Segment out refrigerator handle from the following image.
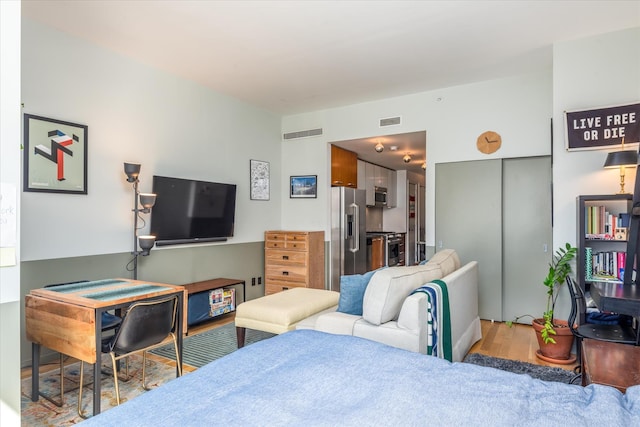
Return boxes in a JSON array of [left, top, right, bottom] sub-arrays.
[[350, 203, 359, 253]]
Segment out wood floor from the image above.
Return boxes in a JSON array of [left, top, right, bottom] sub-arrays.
[[469, 320, 578, 371], [22, 316, 577, 380]]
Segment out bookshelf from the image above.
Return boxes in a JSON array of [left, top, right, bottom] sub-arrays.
[[576, 194, 632, 324]]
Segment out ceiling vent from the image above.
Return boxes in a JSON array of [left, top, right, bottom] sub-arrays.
[[379, 116, 401, 127], [283, 128, 323, 140]]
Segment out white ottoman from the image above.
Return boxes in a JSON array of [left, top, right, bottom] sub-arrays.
[[235, 288, 339, 347]]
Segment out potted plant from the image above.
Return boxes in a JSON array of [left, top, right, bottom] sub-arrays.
[[507, 242, 578, 363]]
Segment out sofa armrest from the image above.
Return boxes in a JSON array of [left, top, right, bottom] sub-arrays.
[[397, 293, 427, 332], [442, 261, 482, 362]]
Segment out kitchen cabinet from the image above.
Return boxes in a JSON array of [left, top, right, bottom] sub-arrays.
[[360, 160, 397, 207], [331, 145, 358, 188], [357, 160, 367, 191], [386, 168, 397, 208]]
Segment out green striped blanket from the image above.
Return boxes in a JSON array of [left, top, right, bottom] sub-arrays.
[[410, 279, 452, 361]]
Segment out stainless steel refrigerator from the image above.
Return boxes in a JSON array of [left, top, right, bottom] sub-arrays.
[[330, 187, 367, 291]]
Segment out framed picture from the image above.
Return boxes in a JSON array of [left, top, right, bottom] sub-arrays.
[[23, 114, 88, 194], [250, 159, 270, 200], [290, 175, 317, 198]]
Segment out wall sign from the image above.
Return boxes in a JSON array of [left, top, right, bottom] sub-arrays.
[[565, 102, 639, 151]]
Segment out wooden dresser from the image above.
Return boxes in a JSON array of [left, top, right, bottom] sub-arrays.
[[264, 230, 325, 295]]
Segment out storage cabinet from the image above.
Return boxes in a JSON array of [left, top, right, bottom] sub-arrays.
[[576, 194, 632, 323], [360, 160, 397, 207], [331, 145, 358, 188], [264, 231, 325, 295]]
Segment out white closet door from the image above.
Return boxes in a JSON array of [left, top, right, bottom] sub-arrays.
[[435, 157, 552, 322], [435, 160, 503, 321], [502, 156, 552, 324]]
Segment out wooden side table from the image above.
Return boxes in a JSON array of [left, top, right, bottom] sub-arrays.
[[582, 339, 640, 392], [181, 278, 245, 334]]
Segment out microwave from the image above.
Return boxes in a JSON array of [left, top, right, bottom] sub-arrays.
[[374, 187, 387, 207]]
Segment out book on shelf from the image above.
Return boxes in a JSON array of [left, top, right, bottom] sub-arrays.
[[586, 249, 626, 281], [584, 205, 626, 236], [585, 247, 593, 281]]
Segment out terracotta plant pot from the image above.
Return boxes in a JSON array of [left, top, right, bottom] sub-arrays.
[[532, 318, 576, 364]]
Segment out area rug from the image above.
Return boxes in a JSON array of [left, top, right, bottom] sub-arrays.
[[21, 353, 179, 426], [150, 321, 276, 368], [463, 352, 580, 384]]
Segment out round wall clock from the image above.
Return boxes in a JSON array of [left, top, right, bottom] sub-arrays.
[[477, 131, 502, 154]]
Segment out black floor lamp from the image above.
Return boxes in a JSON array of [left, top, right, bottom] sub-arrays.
[[123, 162, 156, 280]]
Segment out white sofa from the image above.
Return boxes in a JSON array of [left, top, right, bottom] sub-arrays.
[[297, 249, 482, 362]]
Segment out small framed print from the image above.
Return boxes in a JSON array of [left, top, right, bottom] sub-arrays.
[[250, 159, 270, 200], [23, 114, 88, 194], [615, 228, 628, 241], [290, 175, 317, 198]]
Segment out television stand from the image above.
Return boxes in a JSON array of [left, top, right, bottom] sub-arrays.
[[181, 278, 245, 335]]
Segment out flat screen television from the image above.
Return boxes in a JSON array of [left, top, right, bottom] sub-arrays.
[[150, 175, 237, 246]]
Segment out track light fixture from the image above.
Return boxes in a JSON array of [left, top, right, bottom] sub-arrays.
[[375, 142, 384, 153], [403, 153, 412, 163]]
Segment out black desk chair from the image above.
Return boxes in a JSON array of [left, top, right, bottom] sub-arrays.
[[567, 277, 636, 375], [39, 280, 123, 407], [78, 295, 181, 417]]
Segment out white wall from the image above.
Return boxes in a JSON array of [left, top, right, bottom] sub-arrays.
[[551, 27, 640, 319], [21, 19, 283, 261], [552, 27, 640, 249], [282, 70, 553, 248], [1, 1, 22, 423]]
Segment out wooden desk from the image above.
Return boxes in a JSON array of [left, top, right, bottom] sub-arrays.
[[25, 278, 184, 416], [582, 339, 640, 392], [590, 282, 640, 317]]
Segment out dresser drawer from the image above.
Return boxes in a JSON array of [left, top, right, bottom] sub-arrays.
[[265, 232, 309, 250], [265, 265, 308, 283], [265, 239, 309, 251], [265, 281, 306, 295], [265, 249, 307, 266]]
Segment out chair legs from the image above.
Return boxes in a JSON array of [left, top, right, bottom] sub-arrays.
[[77, 361, 88, 419], [79, 332, 182, 415], [37, 353, 65, 407]]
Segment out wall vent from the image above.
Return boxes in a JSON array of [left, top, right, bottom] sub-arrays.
[[283, 128, 323, 140], [379, 116, 401, 127]]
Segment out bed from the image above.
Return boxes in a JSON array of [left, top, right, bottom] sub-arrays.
[[82, 330, 640, 426]]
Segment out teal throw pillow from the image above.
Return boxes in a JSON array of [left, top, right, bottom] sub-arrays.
[[337, 268, 382, 315]]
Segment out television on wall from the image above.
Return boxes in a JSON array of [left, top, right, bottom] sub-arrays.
[[150, 175, 237, 246]]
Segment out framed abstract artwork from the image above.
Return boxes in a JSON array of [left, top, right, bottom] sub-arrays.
[[290, 175, 317, 198], [23, 114, 88, 194], [250, 159, 270, 200]]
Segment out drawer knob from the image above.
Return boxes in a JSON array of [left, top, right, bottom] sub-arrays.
[[282, 271, 289, 276], [282, 255, 289, 260]]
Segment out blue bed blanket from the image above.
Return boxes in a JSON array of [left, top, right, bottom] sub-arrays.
[[82, 330, 640, 426]]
